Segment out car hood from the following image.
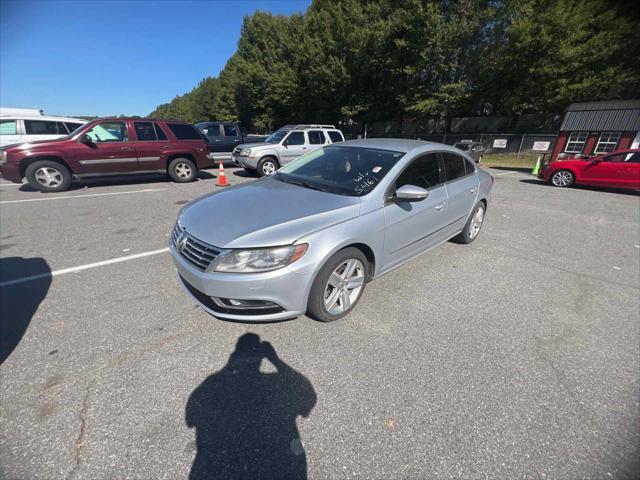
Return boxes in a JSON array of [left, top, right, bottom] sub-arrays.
[[237, 142, 272, 150], [5, 137, 69, 151], [179, 177, 361, 248]]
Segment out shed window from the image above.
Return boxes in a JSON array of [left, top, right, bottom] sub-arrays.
[[564, 132, 588, 153], [594, 132, 621, 154]]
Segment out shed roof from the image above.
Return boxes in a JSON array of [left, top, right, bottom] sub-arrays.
[[561, 99, 640, 131]]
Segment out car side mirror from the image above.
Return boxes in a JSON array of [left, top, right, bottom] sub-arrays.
[[79, 133, 93, 145], [282, 140, 289, 147], [395, 185, 428, 202], [590, 158, 602, 164]]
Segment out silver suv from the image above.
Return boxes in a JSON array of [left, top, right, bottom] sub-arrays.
[[232, 124, 345, 176]]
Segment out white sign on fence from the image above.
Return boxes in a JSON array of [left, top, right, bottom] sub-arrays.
[[532, 141, 550, 151], [493, 139, 508, 148]]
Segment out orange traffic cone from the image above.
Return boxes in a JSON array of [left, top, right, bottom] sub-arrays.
[[216, 161, 229, 187]]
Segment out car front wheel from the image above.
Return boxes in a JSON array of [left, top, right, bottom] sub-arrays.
[[25, 160, 73, 192], [257, 157, 278, 177], [550, 169, 574, 188], [307, 247, 368, 322]]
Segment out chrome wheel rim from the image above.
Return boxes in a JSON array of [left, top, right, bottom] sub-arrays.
[[323, 259, 365, 315], [34, 167, 63, 188], [262, 161, 276, 175], [175, 163, 192, 179], [469, 206, 484, 239], [552, 171, 572, 187]]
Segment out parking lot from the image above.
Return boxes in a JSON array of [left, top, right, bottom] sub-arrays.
[[1, 167, 638, 479]]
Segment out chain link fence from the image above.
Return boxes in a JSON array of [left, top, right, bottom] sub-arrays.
[[352, 132, 557, 164]]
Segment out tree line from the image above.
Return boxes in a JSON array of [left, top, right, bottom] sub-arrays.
[[150, 0, 640, 132]]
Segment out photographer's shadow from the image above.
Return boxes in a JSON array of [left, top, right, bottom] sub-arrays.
[[186, 333, 316, 480]]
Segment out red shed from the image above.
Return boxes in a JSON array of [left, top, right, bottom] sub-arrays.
[[551, 100, 640, 162]]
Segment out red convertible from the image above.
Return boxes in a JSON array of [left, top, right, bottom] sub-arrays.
[[539, 149, 640, 190]]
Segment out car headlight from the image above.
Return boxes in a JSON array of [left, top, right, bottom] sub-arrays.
[[213, 244, 308, 273], [240, 148, 252, 156]]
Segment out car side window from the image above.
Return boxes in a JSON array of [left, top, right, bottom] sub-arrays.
[[441, 152, 467, 181], [285, 131, 305, 146], [24, 120, 60, 135], [167, 123, 202, 140], [625, 152, 640, 163], [223, 124, 239, 137], [328, 131, 343, 143], [85, 122, 128, 142], [134, 122, 159, 141], [464, 157, 476, 173], [154, 123, 168, 141], [0, 120, 17, 135], [201, 125, 221, 137], [395, 153, 442, 190], [65, 122, 84, 134], [308, 130, 325, 145]]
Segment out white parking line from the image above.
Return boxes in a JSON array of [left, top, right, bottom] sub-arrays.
[[0, 188, 167, 204], [0, 183, 22, 187], [492, 171, 526, 176], [0, 248, 170, 287]]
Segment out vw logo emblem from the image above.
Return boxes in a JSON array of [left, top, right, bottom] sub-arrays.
[[177, 230, 188, 252]]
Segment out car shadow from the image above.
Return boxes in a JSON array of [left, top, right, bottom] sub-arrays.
[[17, 170, 217, 192], [519, 179, 640, 195], [0, 257, 52, 364], [232, 169, 257, 178], [186, 333, 316, 480], [486, 166, 532, 173]]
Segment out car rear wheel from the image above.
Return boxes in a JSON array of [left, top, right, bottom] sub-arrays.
[[168, 158, 197, 183], [307, 247, 368, 322], [257, 157, 278, 177], [25, 160, 72, 192], [453, 202, 486, 244], [550, 169, 574, 188]]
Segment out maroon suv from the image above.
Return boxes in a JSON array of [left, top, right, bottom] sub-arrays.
[[0, 118, 210, 192]]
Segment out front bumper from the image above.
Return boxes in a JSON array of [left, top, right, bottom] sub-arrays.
[[171, 244, 312, 321], [231, 154, 257, 169], [0, 162, 22, 183]]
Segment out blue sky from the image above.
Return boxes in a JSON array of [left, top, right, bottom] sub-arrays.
[[0, 0, 310, 117]]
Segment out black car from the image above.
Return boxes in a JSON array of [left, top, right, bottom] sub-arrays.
[[195, 122, 267, 163], [453, 141, 484, 163]]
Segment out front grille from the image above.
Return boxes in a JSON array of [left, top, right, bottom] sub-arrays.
[[171, 223, 221, 271]]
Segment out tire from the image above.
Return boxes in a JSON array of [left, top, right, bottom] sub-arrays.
[[307, 247, 369, 322], [550, 169, 575, 188], [256, 157, 278, 177], [168, 158, 197, 183], [25, 160, 72, 192], [453, 202, 486, 244]]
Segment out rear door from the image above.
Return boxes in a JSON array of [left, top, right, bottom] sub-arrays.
[[441, 152, 479, 236], [130, 121, 169, 171], [382, 153, 450, 271], [280, 131, 307, 164], [74, 121, 138, 175]]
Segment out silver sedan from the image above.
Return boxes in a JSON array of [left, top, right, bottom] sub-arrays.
[[170, 139, 493, 322]]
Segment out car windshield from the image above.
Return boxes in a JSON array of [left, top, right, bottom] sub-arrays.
[[265, 128, 291, 144], [274, 145, 405, 197]]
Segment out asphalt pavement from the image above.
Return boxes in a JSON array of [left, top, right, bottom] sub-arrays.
[[1, 167, 638, 479]]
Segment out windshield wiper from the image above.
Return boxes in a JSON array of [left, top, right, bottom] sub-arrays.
[[278, 176, 330, 193]]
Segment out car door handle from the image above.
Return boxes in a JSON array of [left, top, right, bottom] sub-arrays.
[[468, 187, 478, 195], [162, 145, 171, 150], [214, 139, 222, 142], [302, 147, 308, 150], [120, 147, 132, 151], [434, 203, 446, 211]]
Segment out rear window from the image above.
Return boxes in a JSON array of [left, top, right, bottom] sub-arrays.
[[65, 122, 84, 134], [0, 120, 17, 135], [223, 124, 239, 137], [308, 130, 326, 145], [154, 123, 168, 141], [328, 131, 343, 143], [24, 120, 65, 135], [441, 152, 467, 181], [167, 123, 202, 140]]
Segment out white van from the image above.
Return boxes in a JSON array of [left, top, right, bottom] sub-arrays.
[[0, 108, 87, 147]]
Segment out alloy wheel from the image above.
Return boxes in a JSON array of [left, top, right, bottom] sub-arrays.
[[262, 161, 276, 175], [552, 171, 573, 187], [323, 259, 365, 315], [469, 206, 484, 240], [175, 163, 193, 179], [34, 167, 63, 188]]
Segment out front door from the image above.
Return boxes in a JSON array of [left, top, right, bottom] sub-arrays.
[[220, 124, 243, 159], [280, 131, 308, 164], [596, 152, 640, 189], [75, 121, 138, 175], [202, 124, 225, 157], [580, 157, 623, 187], [382, 153, 450, 271]]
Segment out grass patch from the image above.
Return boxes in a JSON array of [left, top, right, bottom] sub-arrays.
[[481, 153, 540, 171]]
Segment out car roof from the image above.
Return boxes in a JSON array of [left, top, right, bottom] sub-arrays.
[[0, 115, 86, 122], [88, 117, 190, 123], [280, 124, 337, 131], [337, 138, 445, 153]]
